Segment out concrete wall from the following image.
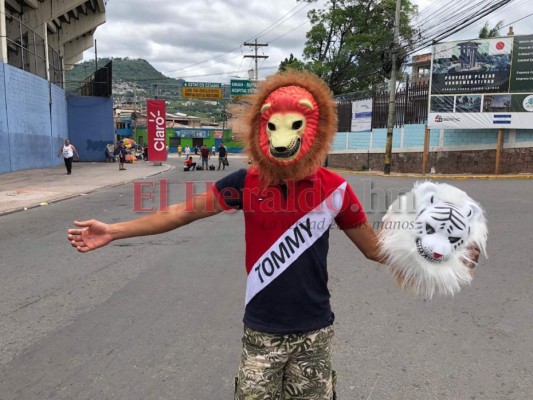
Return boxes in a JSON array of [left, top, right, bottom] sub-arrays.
[[0, 65, 113, 174], [0, 64, 67, 174], [329, 124, 533, 174], [67, 96, 115, 162], [0, 64, 10, 173]]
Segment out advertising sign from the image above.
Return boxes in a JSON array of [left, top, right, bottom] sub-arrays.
[[147, 99, 167, 162], [351, 99, 373, 132], [182, 82, 222, 99], [428, 34, 533, 129], [174, 128, 212, 138]]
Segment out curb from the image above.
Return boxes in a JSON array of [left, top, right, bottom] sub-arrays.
[[0, 164, 173, 217], [330, 168, 533, 180]]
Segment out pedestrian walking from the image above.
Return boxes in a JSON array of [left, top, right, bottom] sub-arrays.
[[57, 139, 79, 175]]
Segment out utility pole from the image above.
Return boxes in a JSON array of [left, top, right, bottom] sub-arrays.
[[383, 0, 402, 175], [243, 39, 268, 81]]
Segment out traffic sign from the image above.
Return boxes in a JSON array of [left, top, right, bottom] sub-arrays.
[[230, 79, 256, 97], [182, 82, 223, 99]]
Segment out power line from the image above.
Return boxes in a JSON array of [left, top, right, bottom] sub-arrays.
[[252, 1, 310, 41], [99, 0, 519, 85], [500, 10, 533, 29], [162, 2, 310, 78], [465, 0, 531, 33]]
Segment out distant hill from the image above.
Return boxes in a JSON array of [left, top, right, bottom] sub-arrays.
[[65, 57, 184, 100], [65, 57, 225, 122]]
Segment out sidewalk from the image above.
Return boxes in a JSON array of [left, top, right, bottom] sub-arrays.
[[0, 161, 172, 216]]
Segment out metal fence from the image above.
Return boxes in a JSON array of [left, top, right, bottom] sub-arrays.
[[75, 61, 113, 97], [5, 12, 63, 87], [336, 81, 429, 130]]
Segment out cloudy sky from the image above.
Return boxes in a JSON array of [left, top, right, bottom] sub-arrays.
[[84, 0, 533, 83]]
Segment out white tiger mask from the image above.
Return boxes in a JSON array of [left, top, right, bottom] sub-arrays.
[[414, 188, 482, 263], [379, 181, 488, 299]]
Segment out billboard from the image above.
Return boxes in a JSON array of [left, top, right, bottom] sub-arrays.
[[174, 128, 211, 138], [147, 99, 167, 162], [428, 34, 533, 129], [351, 99, 372, 132]]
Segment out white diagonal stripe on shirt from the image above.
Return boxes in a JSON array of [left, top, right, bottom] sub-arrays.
[[245, 182, 347, 305]]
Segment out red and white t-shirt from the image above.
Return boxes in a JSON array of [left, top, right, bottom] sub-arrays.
[[214, 167, 367, 334]]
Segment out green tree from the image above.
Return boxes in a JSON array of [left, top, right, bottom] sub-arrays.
[[478, 21, 504, 38], [279, 53, 306, 72], [299, 0, 418, 95]]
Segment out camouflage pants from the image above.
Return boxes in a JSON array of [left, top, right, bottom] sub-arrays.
[[234, 325, 337, 400]]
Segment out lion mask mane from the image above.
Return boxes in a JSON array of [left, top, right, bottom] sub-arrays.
[[242, 70, 337, 187]]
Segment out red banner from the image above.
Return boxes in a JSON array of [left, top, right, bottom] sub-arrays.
[[147, 99, 167, 162]]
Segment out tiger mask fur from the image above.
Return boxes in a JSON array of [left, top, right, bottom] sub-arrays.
[[378, 181, 488, 299]]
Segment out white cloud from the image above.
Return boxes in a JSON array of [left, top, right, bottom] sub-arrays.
[[87, 0, 319, 82], [85, 0, 533, 83]]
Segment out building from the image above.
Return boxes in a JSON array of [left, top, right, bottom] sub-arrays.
[[2, 0, 106, 85], [1, 0, 109, 173], [410, 53, 431, 85]]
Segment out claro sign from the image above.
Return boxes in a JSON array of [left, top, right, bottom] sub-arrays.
[[147, 99, 167, 162]]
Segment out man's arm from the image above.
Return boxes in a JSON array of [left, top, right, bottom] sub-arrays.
[[68, 191, 223, 253], [343, 222, 385, 264], [344, 222, 480, 266]]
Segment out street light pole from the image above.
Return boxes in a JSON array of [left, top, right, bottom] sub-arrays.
[[383, 0, 402, 175]]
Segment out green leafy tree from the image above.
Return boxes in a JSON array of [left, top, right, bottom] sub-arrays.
[[478, 21, 504, 38], [279, 53, 306, 72], [299, 0, 418, 95]]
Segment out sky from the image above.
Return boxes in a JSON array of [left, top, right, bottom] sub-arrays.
[[84, 0, 533, 84]]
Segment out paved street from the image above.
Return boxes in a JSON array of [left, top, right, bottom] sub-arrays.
[[0, 157, 532, 399]]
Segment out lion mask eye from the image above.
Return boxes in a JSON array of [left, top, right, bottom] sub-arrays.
[[268, 122, 276, 131], [292, 120, 303, 130], [425, 224, 435, 234]]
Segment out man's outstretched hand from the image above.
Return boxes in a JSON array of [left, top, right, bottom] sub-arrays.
[[68, 220, 113, 253]]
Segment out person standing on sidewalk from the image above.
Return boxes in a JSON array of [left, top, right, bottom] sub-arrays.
[[117, 141, 128, 170], [217, 141, 227, 170], [200, 145, 210, 171], [57, 139, 79, 175]]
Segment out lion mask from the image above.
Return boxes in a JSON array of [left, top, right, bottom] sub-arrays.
[[243, 70, 337, 187]]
